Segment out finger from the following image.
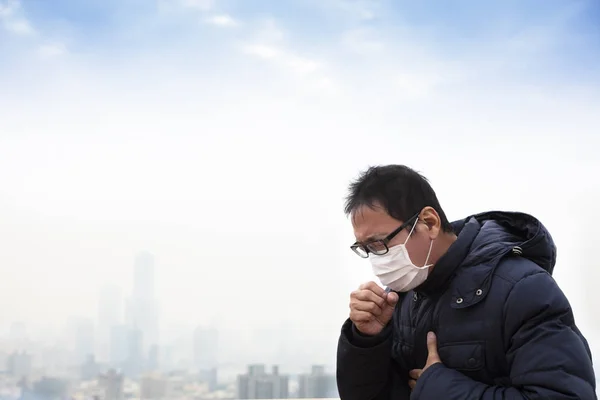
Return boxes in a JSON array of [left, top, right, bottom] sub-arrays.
[[353, 289, 386, 308], [408, 369, 421, 380], [408, 379, 416, 390], [358, 281, 385, 297], [386, 291, 399, 306], [378, 293, 398, 326], [426, 331, 440, 361], [349, 310, 376, 323], [352, 300, 383, 316], [350, 309, 390, 329]]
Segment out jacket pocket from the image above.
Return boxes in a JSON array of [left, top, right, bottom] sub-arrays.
[[437, 341, 485, 372]]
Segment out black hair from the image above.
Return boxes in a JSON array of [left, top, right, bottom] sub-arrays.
[[344, 165, 453, 233]]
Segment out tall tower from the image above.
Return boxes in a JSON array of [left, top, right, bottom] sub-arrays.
[[127, 251, 160, 359], [133, 252, 155, 300], [97, 284, 122, 363], [193, 326, 218, 370]]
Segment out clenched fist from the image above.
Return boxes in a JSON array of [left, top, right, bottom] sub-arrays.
[[349, 281, 399, 336]]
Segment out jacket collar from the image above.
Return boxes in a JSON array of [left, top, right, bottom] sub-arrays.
[[415, 217, 481, 297]]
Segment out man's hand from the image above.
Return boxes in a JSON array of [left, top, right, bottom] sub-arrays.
[[408, 331, 442, 390], [349, 282, 399, 336]]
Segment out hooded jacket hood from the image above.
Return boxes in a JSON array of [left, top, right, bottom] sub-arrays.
[[451, 211, 557, 275]]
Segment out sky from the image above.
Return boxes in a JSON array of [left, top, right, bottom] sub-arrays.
[[0, 0, 600, 365]]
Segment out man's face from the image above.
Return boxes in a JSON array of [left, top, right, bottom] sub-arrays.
[[351, 204, 433, 266]]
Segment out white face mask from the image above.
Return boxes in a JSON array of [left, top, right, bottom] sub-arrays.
[[369, 218, 434, 292]]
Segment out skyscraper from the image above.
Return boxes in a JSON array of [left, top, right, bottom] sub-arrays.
[[193, 326, 218, 370], [127, 251, 160, 367], [133, 251, 155, 301], [97, 284, 123, 363], [66, 317, 95, 365], [193, 326, 218, 390], [298, 365, 338, 398], [236, 365, 289, 399]]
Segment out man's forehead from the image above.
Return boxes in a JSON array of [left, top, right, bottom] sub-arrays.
[[351, 204, 396, 223], [351, 205, 403, 241]]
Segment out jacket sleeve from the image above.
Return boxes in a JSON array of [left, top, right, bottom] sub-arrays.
[[411, 271, 597, 400], [336, 318, 411, 400]]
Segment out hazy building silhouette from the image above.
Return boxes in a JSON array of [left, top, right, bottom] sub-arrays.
[[298, 365, 337, 398], [148, 344, 160, 372], [81, 354, 100, 381], [7, 351, 32, 378], [97, 284, 123, 363], [125, 327, 144, 377], [99, 369, 124, 400], [127, 251, 159, 358], [28, 377, 69, 400], [109, 324, 129, 368], [75, 318, 95, 365], [193, 326, 218, 373], [140, 373, 169, 399], [237, 364, 289, 399]]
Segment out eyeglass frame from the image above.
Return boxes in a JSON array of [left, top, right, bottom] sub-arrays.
[[350, 212, 420, 258]]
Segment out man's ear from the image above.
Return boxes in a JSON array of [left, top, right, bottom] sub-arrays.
[[420, 207, 441, 240]]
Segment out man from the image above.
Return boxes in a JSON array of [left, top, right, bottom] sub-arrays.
[[336, 165, 596, 399]]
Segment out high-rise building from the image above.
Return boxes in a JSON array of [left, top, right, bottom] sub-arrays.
[[97, 284, 122, 363], [109, 324, 129, 368], [125, 327, 144, 378], [193, 326, 218, 370], [147, 344, 160, 372], [30, 377, 68, 399], [133, 252, 155, 299], [236, 364, 289, 399], [80, 355, 100, 381], [193, 326, 218, 391], [99, 369, 124, 400], [66, 317, 95, 365], [127, 251, 159, 357], [140, 373, 169, 399], [298, 365, 337, 398], [7, 351, 32, 377]]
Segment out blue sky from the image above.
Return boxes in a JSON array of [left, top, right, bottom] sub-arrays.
[[0, 0, 599, 367], [2, 0, 600, 80]]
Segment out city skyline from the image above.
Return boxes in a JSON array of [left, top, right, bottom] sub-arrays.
[[0, 249, 339, 398], [1, 0, 599, 396]]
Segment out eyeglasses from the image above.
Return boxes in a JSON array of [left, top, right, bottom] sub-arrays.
[[350, 213, 419, 258]]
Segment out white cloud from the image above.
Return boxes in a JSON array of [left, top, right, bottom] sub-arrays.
[[0, 0, 16, 17], [341, 28, 385, 54], [251, 18, 286, 44], [156, 0, 214, 13], [4, 18, 33, 35], [180, 0, 213, 11], [205, 14, 238, 27], [0, 0, 35, 35], [239, 19, 329, 87], [242, 43, 321, 77], [393, 72, 444, 100], [38, 42, 67, 57], [313, 0, 379, 21], [243, 44, 279, 60]]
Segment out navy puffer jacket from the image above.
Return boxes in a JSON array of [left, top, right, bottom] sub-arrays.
[[337, 212, 596, 399]]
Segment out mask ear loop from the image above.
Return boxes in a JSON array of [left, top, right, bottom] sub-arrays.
[[403, 217, 419, 245], [421, 240, 434, 269], [408, 217, 434, 270]]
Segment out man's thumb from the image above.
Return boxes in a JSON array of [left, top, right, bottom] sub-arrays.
[[379, 292, 399, 325], [386, 291, 399, 307], [426, 332, 439, 360]]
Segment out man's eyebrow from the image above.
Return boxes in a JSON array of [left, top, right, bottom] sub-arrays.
[[363, 233, 388, 242]]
